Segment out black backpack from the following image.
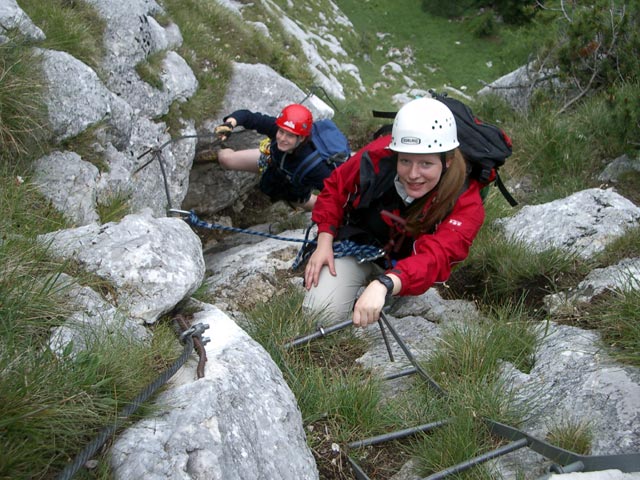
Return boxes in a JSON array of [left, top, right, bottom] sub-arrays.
[[372, 90, 517, 206]]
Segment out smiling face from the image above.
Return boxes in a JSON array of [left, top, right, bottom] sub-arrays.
[[275, 128, 302, 153], [396, 152, 448, 199]]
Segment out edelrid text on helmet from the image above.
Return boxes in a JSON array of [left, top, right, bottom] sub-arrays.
[[276, 104, 313, 137], [390, 97, 459, 154]]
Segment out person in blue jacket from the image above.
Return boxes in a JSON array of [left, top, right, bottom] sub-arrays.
[[214, 104, 333, 210]]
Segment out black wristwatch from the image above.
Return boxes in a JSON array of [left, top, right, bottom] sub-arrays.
[[375, 274, 394, 297]]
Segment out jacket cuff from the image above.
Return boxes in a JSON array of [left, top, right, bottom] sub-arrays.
[[316, 223, 338, 236]]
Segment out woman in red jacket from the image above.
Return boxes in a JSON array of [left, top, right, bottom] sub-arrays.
[[303, 97, 486, 328]]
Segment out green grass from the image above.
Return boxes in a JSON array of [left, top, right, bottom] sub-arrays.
[[590, 287, 640, 366], [412, 415, 497, 479], [1, 143, 181, 480], [242, 282, 538, 477], [0, 36, 50, 162], [161, 0, 315, 131], [96, 189, 131, 224], [545, 417, 592, 456], [0, 317, 181, 479], [1, 163, 68, 237], [597, 225, 640, 266], [18, 0, 105, 71], [135, 50, 166, 91], [334, 0, 534, 109], [0, 186, 183, 478], [445, 215, 592, 308], [59, 124, 110, 171]]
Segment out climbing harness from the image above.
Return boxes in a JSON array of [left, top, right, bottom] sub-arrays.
[[258, 137, 271, 173], [286, 312, 640, 479], [56, 319, 210, 480]]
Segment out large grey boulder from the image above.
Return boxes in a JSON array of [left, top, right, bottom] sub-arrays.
[[38, 209, 205, 324], [86, 0, 196, 118], [599, 154, 640, 184], [545, 257, 640, 315], [32, 151, 101, 226], [497, 323, 640, 478], [202, 228, 304, 314], [217, 62, 335, 123], [497, 188, 640, 259], [477, 62, 561, 112], [0, 0, 45, 41], [38, 49, 115, 142], [182, 128, 261, 215], [109, 301, 319, 480], [37, 46, 134, 147], [48, 273, 150, 358]]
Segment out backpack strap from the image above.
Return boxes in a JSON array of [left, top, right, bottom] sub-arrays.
[[291, 151, 349, 186], [291, 150, 325, 186], [371, 110, 397, 119], [494, 171, 518, 206]]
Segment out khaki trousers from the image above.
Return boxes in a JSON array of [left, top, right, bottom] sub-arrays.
[[302, 256, 383, 326]]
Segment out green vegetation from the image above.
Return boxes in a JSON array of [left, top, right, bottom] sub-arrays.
[[421, 0, 538, 26], [0, 157, 182, 478], [244, 283, 539, 479], [135, 50, 166, 91], [335, 0, 533, 111], [161, 0, 315, 131], [0, 36, 49, 162], [545, 417, 593, 456], [59, 124, 110, 171], [18, 0, 106, 71], [96, 189, 132, 224], [444, 216, 593, 307]]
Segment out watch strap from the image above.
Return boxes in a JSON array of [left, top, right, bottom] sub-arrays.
[[376, 274, 394, 296]]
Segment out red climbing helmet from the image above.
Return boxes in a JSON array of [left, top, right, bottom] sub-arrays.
[[275, 104, 313, 137]]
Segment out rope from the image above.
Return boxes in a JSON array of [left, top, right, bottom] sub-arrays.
[[132, 130, 386, 268], [183, 210, 385, 268], [187, 211, 309, 244], [56, 323, 209, 480]]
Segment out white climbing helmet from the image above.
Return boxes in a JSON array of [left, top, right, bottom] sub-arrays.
[[389, 97, 459, 154]]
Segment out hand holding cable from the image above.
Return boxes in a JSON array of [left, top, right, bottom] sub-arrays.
[[214, 119, 235, 140]]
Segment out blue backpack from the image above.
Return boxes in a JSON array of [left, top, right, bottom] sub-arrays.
[[290, 119, 351, 186]]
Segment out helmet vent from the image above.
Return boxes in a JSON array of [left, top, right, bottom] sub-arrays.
[[389, 97, 459, 154]]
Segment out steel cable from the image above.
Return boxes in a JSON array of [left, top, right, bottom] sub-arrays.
[[56, 324, 208, 480]]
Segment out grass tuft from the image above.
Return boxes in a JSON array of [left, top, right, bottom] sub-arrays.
[[18, 0, 106, 70], [97, 189, 131, 224], [545, 416, 592, 455], [0, 36, 50, 162], [592, 287, 640, 366]]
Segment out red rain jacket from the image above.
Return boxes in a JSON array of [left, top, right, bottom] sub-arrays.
[[311, 134, 486, 296]]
